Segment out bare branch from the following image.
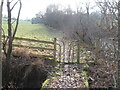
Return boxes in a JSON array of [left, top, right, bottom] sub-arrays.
[[2, 37, 8, 57], [11, 19, 16, 24], [10, 0, 19, 11], [10, 0, 14, 3], [12, 0, 22, 39], [2, 27, 5, 37]]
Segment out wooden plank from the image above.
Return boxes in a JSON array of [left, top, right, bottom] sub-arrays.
[[2, 35, 54, 44], [68, 43, 72, 63], [77, 40, 80, 63], [72, 45, 75, 63], [57, 44, 61, 62], [63, 42, 65, 62], [59, 45, 61, 62], [12, 44, 54, 51], [53, 38, 56, 60]]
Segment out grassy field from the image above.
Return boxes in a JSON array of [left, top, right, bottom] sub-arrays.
[[2, 19, 62, 41]]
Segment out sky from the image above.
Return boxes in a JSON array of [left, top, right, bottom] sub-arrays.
[[2, 0, 97, 20]]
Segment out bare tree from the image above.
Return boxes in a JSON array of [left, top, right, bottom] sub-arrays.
[[96, 0, 118, 37], [96, 0, 119, 88], [2, 0, 22, 87]]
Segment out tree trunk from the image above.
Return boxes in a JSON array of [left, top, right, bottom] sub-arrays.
[[118, 0, 120, 89], [0, 0, 4, 88], [4, 0, 13, 87], [2, 0, 22, 87], [7, 1, 12, 60]]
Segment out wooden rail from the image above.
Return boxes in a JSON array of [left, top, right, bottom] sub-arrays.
[[12, 44, 54, 51], [2, 35, 60, 60], [2, 35, 54, 44]]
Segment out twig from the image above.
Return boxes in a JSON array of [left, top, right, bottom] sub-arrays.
[[10, 0, 19, 11], [12, 0, 22, 39]]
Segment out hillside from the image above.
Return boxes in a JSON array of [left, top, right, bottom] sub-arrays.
[[2, 19, 62, 41]]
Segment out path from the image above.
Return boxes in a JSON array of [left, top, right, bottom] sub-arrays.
[[43, 39, 95, 88], [44, 63, 87, 88]]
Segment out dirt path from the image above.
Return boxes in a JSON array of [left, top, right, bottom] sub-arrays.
[[43, 63, 87, 88], [43, 40, 93, 88]]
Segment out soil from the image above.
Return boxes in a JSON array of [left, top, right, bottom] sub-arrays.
[[2, 48, 58, 89]]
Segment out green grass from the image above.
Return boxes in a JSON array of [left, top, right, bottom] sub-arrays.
[[81, 70, 89, 89], [41, 79, 50, 90], [2, 19, 62, 41]]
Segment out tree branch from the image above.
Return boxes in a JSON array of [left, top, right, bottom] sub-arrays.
[[12, 0, 22, 39], [11, 19, 16, 24], [10, 0, 14, 3], [10, 0, 19, 11]]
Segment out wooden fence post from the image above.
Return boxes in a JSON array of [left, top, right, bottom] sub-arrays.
[[72, 45, 74, 63], [62, 41, 65, 63], [77, 40, 80, 63], [54, 38, 56, 60], [68, 42, 72, 63], [59, 45, 61, 62]]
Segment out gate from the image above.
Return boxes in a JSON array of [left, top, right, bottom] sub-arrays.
[[56, 38, 81, 64], [43, 38, 90, 88], [2, 35, 81, 63], [2, 35, 58, 60]]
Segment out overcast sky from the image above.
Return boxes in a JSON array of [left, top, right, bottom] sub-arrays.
[[2, 0, 97, 20]]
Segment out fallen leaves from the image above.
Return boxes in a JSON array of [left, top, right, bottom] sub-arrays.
[[44, 64, 87, 88]]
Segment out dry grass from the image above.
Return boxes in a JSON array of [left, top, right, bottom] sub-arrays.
[[12, 48, 30, 57], [12, 47, 43, 58], [12, 47, 53, 58]]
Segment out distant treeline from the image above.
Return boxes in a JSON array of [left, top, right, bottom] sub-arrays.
[[31, 3, 117, 43]]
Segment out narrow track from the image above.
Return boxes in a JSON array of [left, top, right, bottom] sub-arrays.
[[44, 63, 87, 88]]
